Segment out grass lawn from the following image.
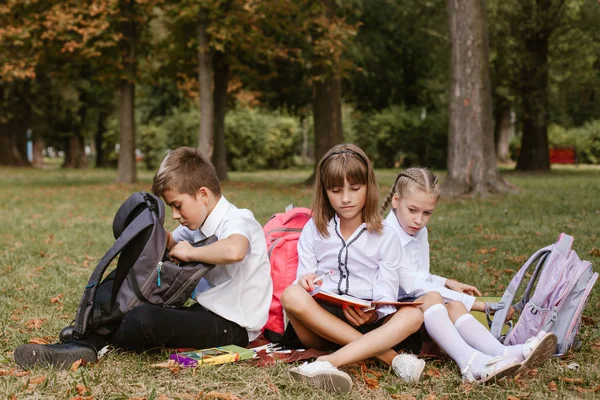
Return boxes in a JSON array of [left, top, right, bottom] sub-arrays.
[[1, 164, 599, 399]]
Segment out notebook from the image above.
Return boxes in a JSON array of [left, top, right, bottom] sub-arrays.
[[169, 344, 254, 367]]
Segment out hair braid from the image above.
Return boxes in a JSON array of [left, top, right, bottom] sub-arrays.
[[380, 173, 402, 214]]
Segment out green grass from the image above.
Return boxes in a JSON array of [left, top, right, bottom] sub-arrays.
[[1, 165, 599, 399]]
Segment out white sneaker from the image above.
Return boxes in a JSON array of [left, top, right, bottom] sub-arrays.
[[518, 331, 557, 374], [392, 353, 425, 384], [289, 360, 353, 393], [461, 353, 521, 384]]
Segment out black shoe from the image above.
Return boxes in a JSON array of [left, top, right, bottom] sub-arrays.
[[13, 343, 97, 370]]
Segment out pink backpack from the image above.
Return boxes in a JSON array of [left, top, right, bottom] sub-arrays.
[[262, 205, 312, 341]]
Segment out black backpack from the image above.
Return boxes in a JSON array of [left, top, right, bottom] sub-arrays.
[[71, 192, 216, 340]]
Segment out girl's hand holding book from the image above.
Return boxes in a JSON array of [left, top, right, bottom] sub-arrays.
[[343, 305, 377, 327]]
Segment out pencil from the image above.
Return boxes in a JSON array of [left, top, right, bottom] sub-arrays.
[[312, 270, 333, 284]]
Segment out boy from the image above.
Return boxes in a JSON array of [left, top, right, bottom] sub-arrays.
[[14, 147, 273, 368]]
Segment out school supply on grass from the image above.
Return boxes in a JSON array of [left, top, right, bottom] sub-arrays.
[[170, 345, 255, 367], [262, 205, 312, 341], [487, 233, 597, 356], [66, 192, 217, 341], [309, 286, 422, 310]]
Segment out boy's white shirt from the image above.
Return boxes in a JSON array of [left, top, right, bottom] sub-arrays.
[[384, 211, 476, 311], [172, 195, 273, 341], [296, 215, 403, 320]]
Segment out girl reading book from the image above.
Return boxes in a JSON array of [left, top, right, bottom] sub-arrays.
[[281, 144, 426, 393], [381, 167, 557, 383]]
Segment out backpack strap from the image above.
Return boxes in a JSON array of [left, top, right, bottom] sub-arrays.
[[489, 245, 553, 339], [72, 205, 156, 339]]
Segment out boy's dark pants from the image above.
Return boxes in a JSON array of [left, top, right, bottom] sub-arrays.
[[80, 303, 248, 352]]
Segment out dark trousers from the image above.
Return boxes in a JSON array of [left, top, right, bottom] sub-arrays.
[[103, 303, 248, 352]]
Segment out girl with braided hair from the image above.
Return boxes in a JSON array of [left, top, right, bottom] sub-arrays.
[[382, 167, 556, 383], [281, 144, 426, 393]]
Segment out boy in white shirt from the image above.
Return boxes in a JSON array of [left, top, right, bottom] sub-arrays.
[[14, 147, 272, 368]]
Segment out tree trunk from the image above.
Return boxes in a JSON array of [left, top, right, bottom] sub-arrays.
[[63, 134, 87, 168], [494, 107, 513, 163], [197, 15, 214, 160], [307, 0, 343, 184], [516, 33, 550, 171], [95, 111, 108, 168], [212, 51, 229, 181], [117, 0, 137, 183], [32, 134, 44, 168], [0, 125, 28, 166], [444, 0, 508, 196]]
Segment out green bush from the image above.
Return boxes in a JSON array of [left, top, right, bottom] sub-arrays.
[[225, 108, 301, 171], [549, 121, 600, 164], [353, 105, 447, 168]]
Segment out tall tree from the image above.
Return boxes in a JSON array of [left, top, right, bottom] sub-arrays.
[[117, 0, 138, 183], [444, 0, 509, 196]]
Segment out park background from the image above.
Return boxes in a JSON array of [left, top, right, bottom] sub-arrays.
[[1, 0, 600, 399]]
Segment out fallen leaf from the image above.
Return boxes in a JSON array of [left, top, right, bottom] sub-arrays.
[[503, 269, 515, 275], [424, 395, 437, 400], [590, 247, 600, 257], [156, 395, 169, 400], [390, 395, 416, 400], [548, 381, 557, 391], [507, 396, 520, 400], [70, 359, 83, 372], [30, 375, 46, 385], [0, 369, 13, 376], [13, 370, 30, 377], [559, 376, 583, 384], [425, 366, 441, 377], [204, 392, 243, 400], [25, 318, 47, 330], [476, 247, 497, 254], [50, 294, 64, 304], [75, 384, 87, 395], [29, 337, 52, 345]]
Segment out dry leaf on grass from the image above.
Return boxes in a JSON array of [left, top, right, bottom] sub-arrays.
[[548, 381, 557, 391], [69, 396, 93, 400], [507, 396, 521, 400], [25, 318, 47, 330], [75, 384, 88, 395], [476, 247, 497, 254], [150, 360, 181, 373], [264, 376, 280, 395], [589, 247, 600, 257], [204, 391, 243, 400], [70, 359, 83, 372], [390, 395, 416, 400], [575, 385, 600, 393], [50, 293, 64, 304], [425, 366, 441, 378], [559, 376, 584, 384], [359, 362, 382, 389], [29, 336, 54, 345]]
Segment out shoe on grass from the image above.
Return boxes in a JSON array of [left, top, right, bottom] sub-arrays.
[[462, 354, 521, 384], [289, 360, 353, 393], [13, 343, 97, 370], [518, 331, 557, 374], [392, 353, 425, 384]]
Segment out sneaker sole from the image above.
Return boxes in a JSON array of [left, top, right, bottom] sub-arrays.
[[477, 363, 521, 384], [290, 367, 353, 393], [518, 332, 557, 374], [14, 344, 97, 370]]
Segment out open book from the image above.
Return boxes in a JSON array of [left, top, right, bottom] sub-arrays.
[[169, 345, 254, 367], [309, 286, 422, 310]]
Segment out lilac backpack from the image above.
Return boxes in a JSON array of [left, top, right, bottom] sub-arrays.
[[489, 233, 597, 355]]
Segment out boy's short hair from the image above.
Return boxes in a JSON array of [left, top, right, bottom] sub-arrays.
[[152, 147, 221, 197]]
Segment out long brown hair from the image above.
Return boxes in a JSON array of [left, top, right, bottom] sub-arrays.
[[312, 143, 382, 237], [381, 167, 440, 214]]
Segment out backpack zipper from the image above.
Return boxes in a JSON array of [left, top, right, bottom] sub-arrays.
[[163, 267, 211, 307], [157, 262, 163, 287]]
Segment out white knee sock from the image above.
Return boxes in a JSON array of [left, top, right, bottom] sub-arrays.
[[454, 313, 525, 361], [424, 304, 489, 373]]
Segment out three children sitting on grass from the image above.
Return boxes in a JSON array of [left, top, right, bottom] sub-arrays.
[[14, 145, 555, 394]]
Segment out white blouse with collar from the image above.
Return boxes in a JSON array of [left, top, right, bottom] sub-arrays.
[[296, 214, 403, 320], [385, 212, 476, 311]]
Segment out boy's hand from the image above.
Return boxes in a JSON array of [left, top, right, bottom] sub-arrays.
[[297, 273, 320, 292], [343, 306, 377, 327], [446, 279, 482, 296], [169, 240, 193, 263]]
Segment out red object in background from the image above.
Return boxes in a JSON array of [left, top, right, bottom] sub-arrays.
[[549, 147, 576, 164]]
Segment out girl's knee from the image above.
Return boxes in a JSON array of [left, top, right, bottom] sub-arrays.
[[445, 300, 468, 319], [280, 285, 309, 311], [393, 306, 424, 331], [420, 291, 444, 307]]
